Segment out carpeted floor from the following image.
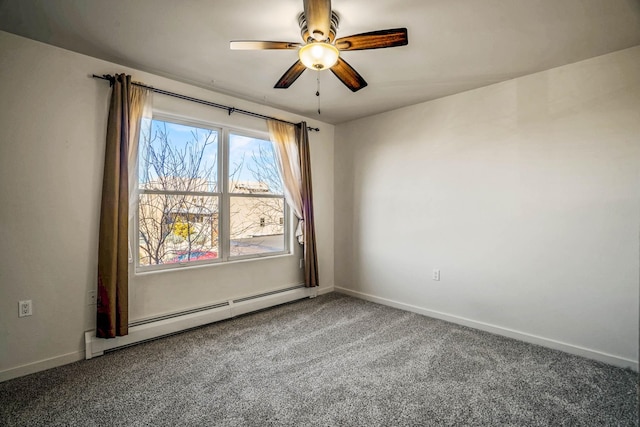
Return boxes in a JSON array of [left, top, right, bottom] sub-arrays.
[[1, 293, 638, 426]]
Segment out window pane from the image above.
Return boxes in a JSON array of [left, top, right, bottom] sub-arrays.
[[139, 119, 218, 192], [138, 193, 219, 266], [230, 196, 285, 257], [228, 134, 283, 195]]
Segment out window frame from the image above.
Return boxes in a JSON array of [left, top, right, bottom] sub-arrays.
[[134, 113, 290, 273]]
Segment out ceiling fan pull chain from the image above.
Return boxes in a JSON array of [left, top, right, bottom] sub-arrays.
[[316, 71, 321, 115]]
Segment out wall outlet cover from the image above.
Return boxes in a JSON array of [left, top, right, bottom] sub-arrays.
[[18, 300, 32, 317], [87, 290, 97, 305]]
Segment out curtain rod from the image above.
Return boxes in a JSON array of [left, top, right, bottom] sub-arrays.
[[91, 74, 320, 132]]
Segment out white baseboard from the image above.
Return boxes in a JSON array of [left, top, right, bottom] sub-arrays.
[[317, 285, 334, 296], [335, 286, 639, 372], [0, 351, 85, 383]]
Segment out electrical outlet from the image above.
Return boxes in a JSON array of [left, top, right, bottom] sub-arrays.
[[18, 300, 32, 317], [87, 290, 97, 305], [299, 259, 304, 269], [432, 269, 441, 281]]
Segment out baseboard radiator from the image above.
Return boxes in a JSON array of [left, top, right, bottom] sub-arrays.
[[85, 285, 315, 359]]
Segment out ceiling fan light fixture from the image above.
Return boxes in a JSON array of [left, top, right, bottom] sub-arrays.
[[298, 42, 339, 70]]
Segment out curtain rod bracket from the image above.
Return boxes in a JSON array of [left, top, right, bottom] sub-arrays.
[[104, 74, 115, 87], [228, 107, 235, 116], [93, 73, 116, 87], [299, 123, 320, 132]]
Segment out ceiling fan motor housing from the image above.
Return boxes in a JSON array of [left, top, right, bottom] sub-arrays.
[[298, 11, 339, 43]]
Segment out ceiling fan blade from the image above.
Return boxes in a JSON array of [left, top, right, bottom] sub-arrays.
[[303, 0, 332, 41], [230, 41, 302, 50], [274, 60, 307, 89], [330, 57, 368, 92], [335, 28, 408, 51]]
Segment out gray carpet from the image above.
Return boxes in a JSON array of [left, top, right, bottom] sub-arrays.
[[1, 293, 637, 426]]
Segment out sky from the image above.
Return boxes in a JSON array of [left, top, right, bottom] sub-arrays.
[[140, 119, 281, 192]]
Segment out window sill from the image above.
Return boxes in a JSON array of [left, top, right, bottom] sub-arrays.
[[133, 251, 295, 276]]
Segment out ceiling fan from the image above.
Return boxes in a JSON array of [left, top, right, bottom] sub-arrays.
[[230, 0, 408, 92]]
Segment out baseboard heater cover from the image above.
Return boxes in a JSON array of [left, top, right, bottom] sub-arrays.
[[85, 285, 315, 359]]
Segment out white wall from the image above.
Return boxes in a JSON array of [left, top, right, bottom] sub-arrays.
[[0, 30, 334, 380], [335, 46, 640, 369]]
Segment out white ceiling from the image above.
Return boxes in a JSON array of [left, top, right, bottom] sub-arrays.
[[1, 0, 639, 124]]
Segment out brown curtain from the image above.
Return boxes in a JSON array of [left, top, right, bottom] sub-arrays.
[[297, 122, 319, 287], [97, 74, 150, 338]]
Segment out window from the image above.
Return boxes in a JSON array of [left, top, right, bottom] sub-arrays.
[[136, 116, 288, 271]]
